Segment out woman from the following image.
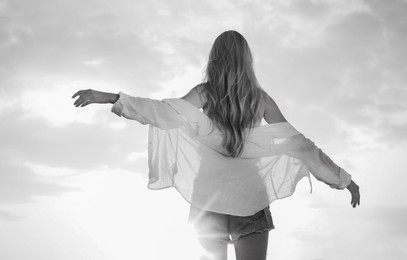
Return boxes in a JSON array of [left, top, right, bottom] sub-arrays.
[[73, 30, 360, 260]]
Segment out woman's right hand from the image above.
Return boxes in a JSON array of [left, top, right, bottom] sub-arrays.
[[72, 89, 119, 107], [346, 180, 360, 208]]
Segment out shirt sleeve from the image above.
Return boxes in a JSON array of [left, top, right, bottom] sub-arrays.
[[111, 92, 185, 130], [284, 134, 352, 190]]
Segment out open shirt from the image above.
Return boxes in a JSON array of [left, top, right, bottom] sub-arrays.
[[111, 92, 352, 216]]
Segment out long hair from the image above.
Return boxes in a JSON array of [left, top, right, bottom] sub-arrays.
[[202, 30, 263, 157]]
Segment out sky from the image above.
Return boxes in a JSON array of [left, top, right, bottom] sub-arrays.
[[0, 0, 407, 259]]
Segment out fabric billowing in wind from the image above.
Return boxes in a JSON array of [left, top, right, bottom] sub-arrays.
[[111, 92, 352, 216]]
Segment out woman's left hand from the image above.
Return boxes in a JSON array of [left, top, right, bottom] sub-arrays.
[[72, 89, 118, 107], [346, 180, 360, 208]]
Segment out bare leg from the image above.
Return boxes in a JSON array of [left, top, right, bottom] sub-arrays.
[[189, 206, 229, 260], [197, 238, 228, 260], [234, 231, 269, 260]]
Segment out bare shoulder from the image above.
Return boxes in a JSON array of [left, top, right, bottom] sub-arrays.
[[180, 83, 206, 109], [261, 89, 287, 124]]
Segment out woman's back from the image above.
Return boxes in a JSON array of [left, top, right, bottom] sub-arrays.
[[181, 30, 287, 158], [181, 83, 286, 127]]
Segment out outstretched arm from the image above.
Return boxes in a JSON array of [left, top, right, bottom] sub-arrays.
[[262, 90, 360, 208], [72, 89, 185, 129], [293, 135, 361, 208], [72, 89, 119, 107]]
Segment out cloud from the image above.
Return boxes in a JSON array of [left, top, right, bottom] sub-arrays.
[[378, 122, 407, 144], [286, 205, 407, 259], [239, 0, 407, 149], [1, 0, 405, 210], [0, 105, 149, 169], [0, 160, 77, 204], [0, 104, 151, 205], [0, 210, 23, 221], [0, 0, 205, 96], [0, 1, 406, 259]]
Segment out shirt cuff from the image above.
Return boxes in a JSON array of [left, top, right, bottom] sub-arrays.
[[330, 168, 352, 189], [111, 92, 126, 117]]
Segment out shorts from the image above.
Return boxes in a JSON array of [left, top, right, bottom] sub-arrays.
[[188, 206, 275, 244]]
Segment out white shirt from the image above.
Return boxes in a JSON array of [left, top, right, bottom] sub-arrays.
[[111, 92, 352, 216]]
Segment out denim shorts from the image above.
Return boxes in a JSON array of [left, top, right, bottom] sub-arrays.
[[188, 206, 275, 244]]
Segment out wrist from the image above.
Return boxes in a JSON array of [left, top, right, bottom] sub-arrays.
[[346, 180, 354, 190], [109, 93, 120, 104]]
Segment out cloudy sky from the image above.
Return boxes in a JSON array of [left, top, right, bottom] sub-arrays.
[[1, 0, 407, 259]]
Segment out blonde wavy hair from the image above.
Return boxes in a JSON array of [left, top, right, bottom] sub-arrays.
[[202, 30, 263, 157]]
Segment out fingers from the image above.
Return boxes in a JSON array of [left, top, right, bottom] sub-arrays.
[[72, 89, 86, 99], [347, 181, 360, 208], [81, 100, 91, 107], [356, 190, 360, 207], [72, 89, 92, 99], [72, 89, 92, 107], [73, 97, 84, 107], [74, 98, 91, 107], [351, 197, 357, 208], [72, 91, 79, 99], [351, 190, 360, 208]]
